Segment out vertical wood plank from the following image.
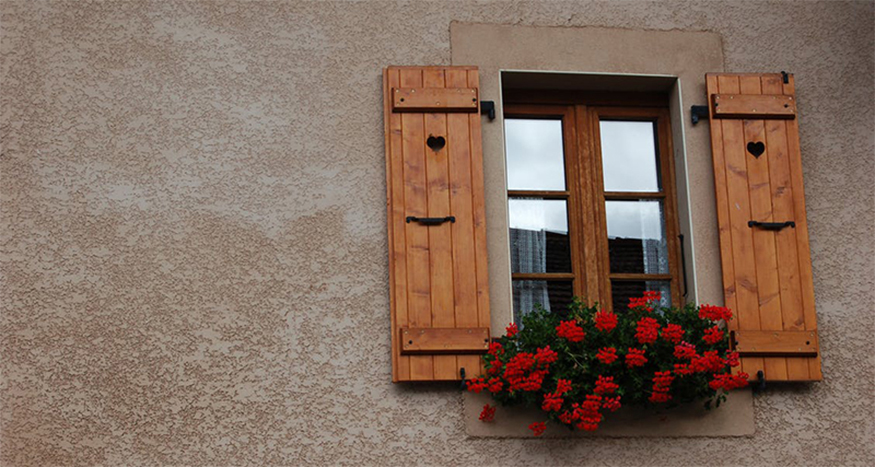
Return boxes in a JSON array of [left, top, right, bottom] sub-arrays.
[[575, 106, 603, 306], [716, 74, 764, 378], [762, 74, 809, 380], [468, 69, 491, 347], [400, 68, 434, 381], [740, 75, 788, 381], [423, 69, 457, 380], [447, 69, 481, 380], [385, 68, 410, 382], [783, 75, 822, 380]]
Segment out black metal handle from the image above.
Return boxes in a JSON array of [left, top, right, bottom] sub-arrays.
[[748, 220, 795, 231], [406, 216, 455, 226]]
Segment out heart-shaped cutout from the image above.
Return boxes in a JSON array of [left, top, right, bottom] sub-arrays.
[[747, 141, 765, 158], [426, 135, 446, 151]]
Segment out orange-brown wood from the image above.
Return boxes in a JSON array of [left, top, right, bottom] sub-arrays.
[[706, 72, 822, 382], [401, 328, 491, 354], [732, 330, 818, 357], [384, 66, 490, 382], [392, 87, 479, 112], [711, 93, 796, 119]]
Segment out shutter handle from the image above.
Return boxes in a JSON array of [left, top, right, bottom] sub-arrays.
[[748, 220, 795, 231], [406, 216, 456, 226]]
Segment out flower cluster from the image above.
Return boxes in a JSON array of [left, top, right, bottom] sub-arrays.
[[473, 295, 748, 436]]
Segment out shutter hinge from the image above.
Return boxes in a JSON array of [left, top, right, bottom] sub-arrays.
[[781, 71, 789, 84], [480, 101, 495, 121], [690, 105, 709, 125]]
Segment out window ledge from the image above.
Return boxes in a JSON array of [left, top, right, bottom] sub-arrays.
[[464, 390, 754, 438]]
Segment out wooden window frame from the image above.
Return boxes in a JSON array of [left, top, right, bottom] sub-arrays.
[[504, 94, 683, 313]]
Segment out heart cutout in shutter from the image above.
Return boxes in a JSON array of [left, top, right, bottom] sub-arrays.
[[747, 141, 765, 158], [426, 135, 446, 151]]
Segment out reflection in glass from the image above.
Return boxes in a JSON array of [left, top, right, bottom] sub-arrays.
[[509, 199, 571, 274], [611, 281, 672, 313], [600, 121, 660, 192], [606, 201, 669, 274], [513, 280, 573, 324], [505, 119, 566, 191]]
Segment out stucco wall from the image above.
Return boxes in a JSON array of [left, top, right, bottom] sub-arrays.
[[1, 1, 872, 466]]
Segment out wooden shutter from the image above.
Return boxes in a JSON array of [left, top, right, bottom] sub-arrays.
[[383, 66, 491, 382], [706, 72, 822, 382]]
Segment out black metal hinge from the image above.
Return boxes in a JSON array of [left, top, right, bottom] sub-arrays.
[[480, 101, 495, 121], [690, 105, 709, 125]]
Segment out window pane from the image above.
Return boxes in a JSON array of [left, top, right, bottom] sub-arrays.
[[606, 200, 669, 274], [513, 280, 573, 323], [509, 199, 571, 273], [505, 118, 566, 191], [611, 281, 672, 313], [600, 120, 660, 192]]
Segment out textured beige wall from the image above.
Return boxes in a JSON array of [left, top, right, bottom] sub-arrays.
[[1, 1, 872, 466]]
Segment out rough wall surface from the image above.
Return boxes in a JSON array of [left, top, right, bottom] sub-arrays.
[[1, 1, 872, 466]]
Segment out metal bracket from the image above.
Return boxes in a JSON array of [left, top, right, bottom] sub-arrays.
[[753, 370, 766, 393], [459, 367, 467, 390], [748, 220, 795, 231], [480, 101, 495, 121], [406, 216, 455, 226], [690, 105, 710, 125], [781, 71, 789, 84]]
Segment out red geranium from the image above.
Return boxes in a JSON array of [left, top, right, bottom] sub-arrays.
[[625, 348, 647, 367], [529, 421, 547, 437], [635, 317, 660, 344], [594, 310, 618, 332], [556, 320, 585, 342], [479, 404, 496, 422], [596, 347, 618, 365]]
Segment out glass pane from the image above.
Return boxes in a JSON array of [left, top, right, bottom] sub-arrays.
[[509, 199, 571, 273], [513, 280, 573, 324], [611, 281, 672, 313], [606, 200, 669, 274], [505, 118, 566, 191], [600, 120, 660, 192]]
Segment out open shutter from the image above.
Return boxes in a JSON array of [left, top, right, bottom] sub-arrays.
[[706, 72, 822, 382], [384, 66, 490, 382]]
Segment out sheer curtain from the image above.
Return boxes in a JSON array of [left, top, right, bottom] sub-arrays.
[[510, 228, 550, 323]]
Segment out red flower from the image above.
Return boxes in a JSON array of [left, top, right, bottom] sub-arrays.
[[529, 421, 547, 437], [690, 350, 725, 373], [629, 291, 662, 312], [479, 404, 496, 422], [602, 396, 622, 412], [556, 320, 585, 342], [596, 347, 618, 365], [709, 372, 750, 391], [505, 323, 518, 337], [661, 323, 685, 344], [556, 379, 573, 394], [673, 363, 694, 376], [466, 378, 488, 393], [594, 310, 617, 332], [535, 346, 559, 366], [703, 326, 724, 345], [699, 304, 733, 322], [573, 395, 603, 431], [486, 377, 503, 393], [673, 342, 697, 360], [649, 371, 675, 403], [542, 393, 564, 412], [487, 358, 501, 375], [635, 317, 660, 344], [487, 342, 503, 356], [558, 411, 573, 424], [594, 375, 619, 395], [625, 348, 647, 367], [727, 351, 740, 368]]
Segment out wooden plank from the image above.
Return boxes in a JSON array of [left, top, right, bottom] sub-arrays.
[[740, 75, 788, 381], [577, 107, 602, 305], [392, 87, 479, 112], [733, 330, 818, 357], [715, 74, 764, 379], [784, 74, 823, 380], [399, 68, 434, 381], [468, 69, 491, 348], [762, 74, 810, 381], [712, 93, 796, 119], [423, 69, 457, 381], [385, 68, 410, 382], [401, 328, 490, 354]]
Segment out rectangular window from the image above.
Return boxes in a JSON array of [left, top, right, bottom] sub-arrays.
[[504, 94, 682, 320]]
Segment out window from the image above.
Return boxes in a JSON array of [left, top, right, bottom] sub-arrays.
[[504, 92, 683, 322]]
